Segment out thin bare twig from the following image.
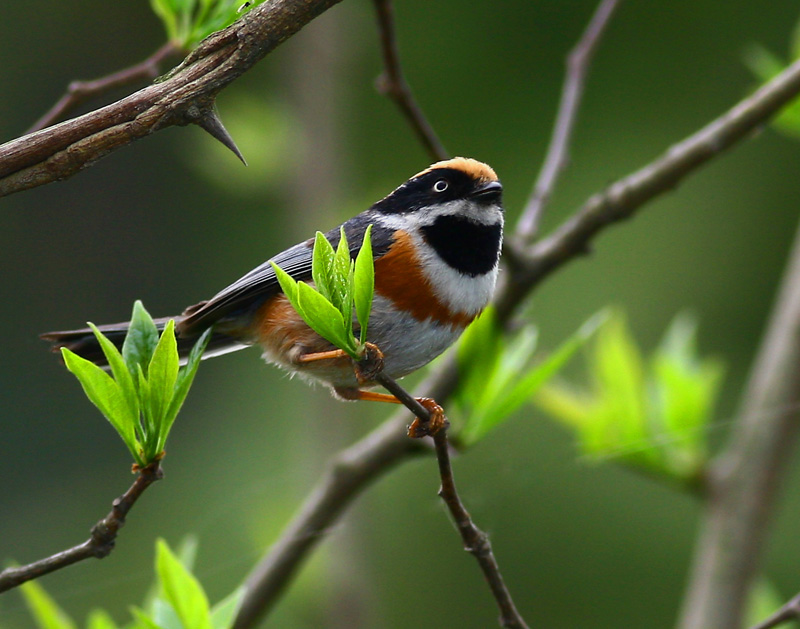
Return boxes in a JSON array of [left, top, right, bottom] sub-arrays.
[[515, 0, 620, 240], [27, 42, 181, 134], [376, 371, 528, 629], [372, 0, 448, 162], [431, 427, 529, 629], [751, 593, 800, 629], [0, 462, 162, 593]]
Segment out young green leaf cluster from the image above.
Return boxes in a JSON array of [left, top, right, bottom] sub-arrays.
[[455, 307, 605, 445], [536, 311, 725, 484], [271, 226, 374, 360], [744, 12, 800, 138], [62, 301, 211, 468], [149, 0, 262, 50], [19, 538, 243, 629]]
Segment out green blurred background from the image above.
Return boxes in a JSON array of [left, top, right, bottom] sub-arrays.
[[3, 1, 800, 627]]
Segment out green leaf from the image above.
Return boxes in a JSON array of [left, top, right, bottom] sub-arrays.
[[62, 348, 142, 465], [88, 323, 140, 437], [459, 311, 604, 445], [353, 224, 374, 346], [210, 587, 245, 629], [149, 0, 179, 42], [270, 261, 299, 306], [86, 609, 120, 629], [156, 539, 212, 629], [328, 227, 353, 321], [159, 328, 212, 453], [588, 312, 652, 461], [650, 313, 723, 477], [146, 320, 180, 441], [311, 231, 337, 303], [123, 301, 160, 380], [296, 282, 357, 356], [137, 365, 157, 461], [488, 313, 605, 438], [19, 580, 77, 629], [128, 607, 166, 629]]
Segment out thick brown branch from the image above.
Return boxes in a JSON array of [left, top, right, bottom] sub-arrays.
[[27, 42, 181, 134], [515, 0, 620, 239], [678, 217, 800, 628], [372, 0, 448, 162], [0, 0, 344, 198], [0, 462, 162, 593]]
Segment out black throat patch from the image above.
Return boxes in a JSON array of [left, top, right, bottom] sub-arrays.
[[421, 215, 502, 277]]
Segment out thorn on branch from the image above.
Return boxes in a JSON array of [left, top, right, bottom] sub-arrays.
[[194, 105, 248, 165]]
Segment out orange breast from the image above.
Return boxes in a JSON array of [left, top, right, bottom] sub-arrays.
[[255, 294, 339, 360], [374, 230, 474, 328]]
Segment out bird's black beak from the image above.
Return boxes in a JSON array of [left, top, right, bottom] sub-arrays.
[[470, 180, 503, 203]]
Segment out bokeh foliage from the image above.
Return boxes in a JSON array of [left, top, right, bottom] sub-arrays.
[[3, 1, 800, 627]]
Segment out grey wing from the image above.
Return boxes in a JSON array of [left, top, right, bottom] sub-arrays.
[[177, 213, 394, 337], [178, 240, 314, 336]]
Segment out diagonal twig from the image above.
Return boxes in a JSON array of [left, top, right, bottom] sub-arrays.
[[0, 462, 162, 593], [375, 371, 529, 629], [499, 55, 800, 320], [750, 592, 800, 629], [27, 42, 181, 134], [515, 0, 621, 240], [372, 0, 448, 162], [431, 425, 529, 629]]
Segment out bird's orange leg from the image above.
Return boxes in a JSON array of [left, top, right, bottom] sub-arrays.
[[297, 349, 350, 363], [335, 387, 446, 438]]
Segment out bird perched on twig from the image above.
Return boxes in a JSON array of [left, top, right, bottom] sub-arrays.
[[42, 157, 504, 424]]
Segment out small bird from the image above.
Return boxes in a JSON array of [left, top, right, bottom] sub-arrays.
[[42, 158, 504, 426]]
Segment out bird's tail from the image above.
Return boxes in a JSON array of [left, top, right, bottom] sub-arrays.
[[41, 316, 247, 367]]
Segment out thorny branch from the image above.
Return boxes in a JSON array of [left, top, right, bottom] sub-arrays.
[[0, 462, 162, 593], [0, 0, 345, 198], [515, 0, 620, 239], [372, 0, 448, 162], [27, 42, 181, 134]]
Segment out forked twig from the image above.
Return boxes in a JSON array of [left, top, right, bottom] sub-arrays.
[[27, 42, 180, 133], [372, 0, 448, 162], [515, 0, 621, 239], [0, 462, 162, 592]]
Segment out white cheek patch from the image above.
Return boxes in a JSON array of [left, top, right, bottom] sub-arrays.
[[374, 200, 504, 232]]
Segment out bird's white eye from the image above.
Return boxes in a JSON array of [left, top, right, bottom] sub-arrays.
[[433, 179, 448, 193]]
